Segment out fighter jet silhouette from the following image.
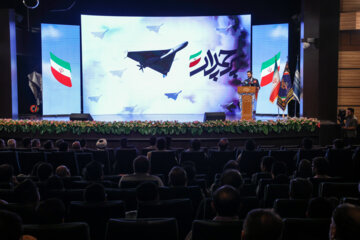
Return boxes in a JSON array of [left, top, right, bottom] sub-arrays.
[[127, 41, 188, 76], [146, 24, 163, 33], [165, 90, 182, 100], [91, 29, 109, 39]]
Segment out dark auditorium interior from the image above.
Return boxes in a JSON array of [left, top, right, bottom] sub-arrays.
[[1, 0, 360, 240]]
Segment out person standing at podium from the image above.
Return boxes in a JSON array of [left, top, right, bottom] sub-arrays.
[[242, 71, 260, 115]]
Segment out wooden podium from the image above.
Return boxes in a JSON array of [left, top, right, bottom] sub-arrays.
[[237, 86, 257, 120]]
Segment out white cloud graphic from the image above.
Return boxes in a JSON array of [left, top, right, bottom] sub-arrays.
[[42, 25, 61, 39], [270, 25, 288, 39]]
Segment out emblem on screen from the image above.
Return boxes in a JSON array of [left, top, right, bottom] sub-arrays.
[[50, 52, 72, 87]]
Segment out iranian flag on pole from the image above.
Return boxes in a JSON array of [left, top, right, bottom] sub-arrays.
[[50, 52, 72, 87], [269, 56, 281, 103], [260, 52, 281, 87]]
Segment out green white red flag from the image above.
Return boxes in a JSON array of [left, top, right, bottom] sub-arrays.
[[50, 52, 72, 87], [260, 52, 281, 87], [269, 56, 281, 103]]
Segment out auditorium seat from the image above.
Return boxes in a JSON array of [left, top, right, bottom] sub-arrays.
[[75, 152, 94, 175], [137, 198, 193, 240], [325, 149, 354, 179], [113, 149, 137, 174], [120, 180, 159, 188], [150, 151, 178, 175], [18, 152, 45, 175], [295, 149, 324, 166], [257, 178, 274, 200], [238, 150, 269, 175], [281, 218, 330, 240], [105, 188, 137, 211], [319, 182, 359, 199], [270, 150, 297, 173], [191, 220, 243, 240], [263, 184, 289, 208], [45, 152, 79, 176], [0, 151, 20, 174], [23, 222, 90, 240], [91, 150, 111, 175], [180, 151, 208, 174], [0, 203, 37, 224], [41, 189, 83, 205], [105, 218, 178, 240], [208, 150, 236, 175], [251, 172, 272, 185], [273, 199, 308, 218], [309, 177, 345, 197], [69, 200, 125, 240]]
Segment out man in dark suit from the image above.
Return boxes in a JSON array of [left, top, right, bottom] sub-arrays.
[[243, 71, 260, 89]]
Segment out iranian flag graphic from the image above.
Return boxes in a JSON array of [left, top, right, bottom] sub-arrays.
[[260, 52, 281, 87], [269, 56, 281, 103], [50, 52, 72, 87], [189, 50, 202, 68]]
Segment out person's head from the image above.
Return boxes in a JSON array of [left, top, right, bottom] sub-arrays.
[[218, 138, 229, 151], [245, 139, 256, 151], [165, 136, 172, 149], [55, 139, 64, 148], [136, 181, 159, 202], [182, 162, 196, 182], [260, 156, 276, 173], [37, 163, 53, 182], [58, 142, 69, 152], [156, 137, 166, 150], [306, 197, 333, 218], [242, 209, 283, 240], [55, 165, 71, 177], [133, 155, 150, 174], [333, 139, 345, 149], [22, 137, 31, 148], [36, 198, 65, 224], [43, 140, 54, 150], [220, 169, 244, 190], [31, 139, 41, 148], [72, 141, 81, 150], [80, 139, 87, 148], [223, 160, 239, 172], [14, 179, 40, 204], [296, 159, 312, 178], [31, 161, 45, 177], [84, 161, 103, 181], [312, 157, 329, 176], [271, 161, 287, 178], [0, 139, 5, 149], [168, 166, 187, 187], [0, 164, 14, 182], [83, 183, 106, 203], [347, 107, 355, 117], [212, 185, 240, 217], [120, 138, 128, 148], [96, 138, 107, 149], [330, 204, 360, 240], [0, 210, 23, 240], [289, 178, 313, 199], [190, 138, 201, 151], [247, 70, 252, 79], [7, 139, 16, 149], [45, 175, 64, 190], [302, 137, 313, 150], [149, 136, 157, 146]]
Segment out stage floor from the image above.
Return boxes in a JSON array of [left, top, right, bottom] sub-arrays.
[[33, 114, 280, 122]]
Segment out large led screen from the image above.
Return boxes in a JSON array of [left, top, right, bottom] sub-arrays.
[[252, 23, 289, 114], [41, 24, 81, 115], [81, 15, 251, 115]]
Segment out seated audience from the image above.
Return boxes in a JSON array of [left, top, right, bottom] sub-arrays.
[[212, 169, 244, 194], [245, 139, 256, 151], [182, 162, 198, 186], [218, 138, 229, 151], [0, 210, 36, 240], [7, 139, 16, 150], [45, 175, 64, 190], [58, 142, 69, 152], [96, 138, 107, 150], [36, 198, 65, 224], [119, 156, 164, 187], [84, 161, 104, 181], [251, 156, 275, 184], [271, 161, 289, 184], [37, 163, 53, 182], [186, 138, 202, 152], [14, 179, 40, 205], [31, 161, 45, 177], [30, 139, 41, 151], [22, 137, 31, 149], [136, 181, 160, 204], [242, 209, 283, 240], [71, 141, 82, 151], [289, 178, 313, 199], [55, 165, 71, 178], [147, 137, 168, 159], [0, 139, 5, 149], [0, 164, 15, 189], [306, 197, 333, 218], [55, 139, 64, 149], [120, 137, 135, 149], [330, 204, 360, 240], [144, 136, 157, 150], [43, 140, 54, 151], [293, 159, 312, 178], [301, 137, 313, 150], [212, 185, 241, 221], [79, 139, 88, 150], [168, 166, 187, 187], [312, 157, 330, 178], [83, 183, 107, 203]]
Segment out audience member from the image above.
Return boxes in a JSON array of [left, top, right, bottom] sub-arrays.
[[168, 166, 187, 187], [136, 181, 160, 203], [84, 161, 104, 181], [30, 139, 41, 150], [43, 140, 54, 151], [218, 138, 229, 151], [45, 175, 64, 190], [271, 161, 288, 183], [58, 142, 69, 152], [147, 137, 168, 159], [120, 137, 135, 149], [144, 136, 157, 150], [37, 163, 53, 182], [186, 138, 201, 152], [22, 137, 31, 149], [260, 156, 276, 173], [72, 141, 81, 151], [330, 204, 360, 240], [0, 164, 15, 188], [182, 162, 197, 186], [119, 155, 164, 187], [31, 161, 45, 177], [55, 139, 64, 149], [289, 178, 313, 199], [36, 198, 65, 224], [14, 179, 40, 205], [306, 197, 333, 218], [55, 165, 71, 177], [223, 160, 239, 172], [312, 157, 330, 178], [7, 139, 16, 150], [165, 136, 173, 150], [294, 159, 312, 178], [80, 139, 87, 150], [245, 139, 256, 151], [220, 169, 244, 191], [0, 138, 5, 149], [301, 137, 313, 150], [96, 138, 107, 150], [83, 183, 106, 203], [212, 185, 240, 220], [0, 210, 23, 240], [242, 209, 283, 240]]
